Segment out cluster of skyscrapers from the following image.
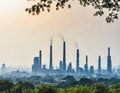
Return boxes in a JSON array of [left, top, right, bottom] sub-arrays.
[[32, 40, 112, 75]]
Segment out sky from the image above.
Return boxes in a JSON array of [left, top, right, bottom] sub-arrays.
[[0, 0, 120, 70]]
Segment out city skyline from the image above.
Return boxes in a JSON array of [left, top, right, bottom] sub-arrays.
[[32, 38, 115, 71], [31, 44, 114, 75], [0, 0, 120, 69]]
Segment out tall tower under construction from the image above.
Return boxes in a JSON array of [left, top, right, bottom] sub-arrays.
[[76, 49, 80, 73], [63, 41, 66, 72], [49, 43, 53, 70], [107, 47, 112, 74]]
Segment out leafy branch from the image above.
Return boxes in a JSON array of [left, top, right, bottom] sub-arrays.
[[26, 0, 120, 23]]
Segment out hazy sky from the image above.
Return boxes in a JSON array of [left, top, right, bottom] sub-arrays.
[[0, 0, 120, 70]]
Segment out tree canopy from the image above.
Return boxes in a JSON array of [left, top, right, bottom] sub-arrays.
[[26, 0, 120, 23], [0, 79, 14, 93], [1, 78, 120, 93]]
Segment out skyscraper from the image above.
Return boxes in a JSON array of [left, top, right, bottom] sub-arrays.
[[98, 56, 101, 74], [76, 49, 80, 73], [63, 41, 66, 72], [107, 47, 112, 74], [49, 44, 53, 70], [39, 50, 42, 70]]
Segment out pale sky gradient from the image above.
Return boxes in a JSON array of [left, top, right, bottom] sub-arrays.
[[0, 0, 120, 70]]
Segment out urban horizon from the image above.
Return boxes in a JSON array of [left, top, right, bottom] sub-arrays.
[[31, 39, 115, 74], [1, 41, 120, 72]]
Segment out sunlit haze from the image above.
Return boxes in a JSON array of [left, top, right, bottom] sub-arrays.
[[0, 0, 120, 70]]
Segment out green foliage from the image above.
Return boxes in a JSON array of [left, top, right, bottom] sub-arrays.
[[56, 75, 79, 88], [23, 81, 35, 90], [79, 78, 93, 86], [11, 81, 35, 93], [91, 83, 110, 93], [1, 78, 120, 93], [58, 86, 91, 93], [37, 84, 57, 93], [0, 79, 14, 92], [28, 76, 42, 85], [56, 80, 79, 88], [42, 76, 56, 83], [110, 83, 120, 93], [26, 0, 120, 23], [112, 83, 120, 89]]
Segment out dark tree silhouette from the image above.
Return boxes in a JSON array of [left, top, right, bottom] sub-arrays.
[[79, 78, 93, 86], [0, 79, 14, 93], [26, 0, 120, 23], [63, 75, 75, 81]]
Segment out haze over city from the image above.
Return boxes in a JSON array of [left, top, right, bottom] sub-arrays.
[[0, 0, 120, 70]]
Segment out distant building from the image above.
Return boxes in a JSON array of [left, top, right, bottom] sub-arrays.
[[43, 64, 46, 70], [84, 55, 89, 74], [63, 41, 66, 72], [1, 63, 6, 72], [39, 50, 42, 70], [76, 49, 80, 73], [90, 65, 94, 74], [32, 57, 40, 73], [107, 47, 112, 74], [98, 56, 101, 74], [79, 67, 84, 73], [59, 60, 63, 71], [67, 62, 72, 73], [31, 39, 116, 77], [49, 44, 53, 70]]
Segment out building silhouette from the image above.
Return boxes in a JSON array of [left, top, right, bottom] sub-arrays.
[[67, 62, 72, 73], [63, 41, 66, 72], [49, 44, 53, 70], [43, 65, 46, 69], [59, 60, 63, 71], [98, 56, 101, 74], [39, 50, 42, 70], [107, 47, 112, 74], [1, 63, 6, 72], [31, 39, 116, 77], [32, 57, 40, 73], [84, 55, 88, 74], [76, 49, 80, 73], [90, 65, 94, 74]]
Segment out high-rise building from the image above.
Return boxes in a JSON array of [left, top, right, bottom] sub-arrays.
[[107, 47, 112, 74], [49, 44, 53, 70], [32, 57, 40, 73], [76, 49, 80, 73], [39, 50, 42, 70], [84, 55, 88, 74], [63, 41, 66, 72], [98, 56, 101, 74]]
